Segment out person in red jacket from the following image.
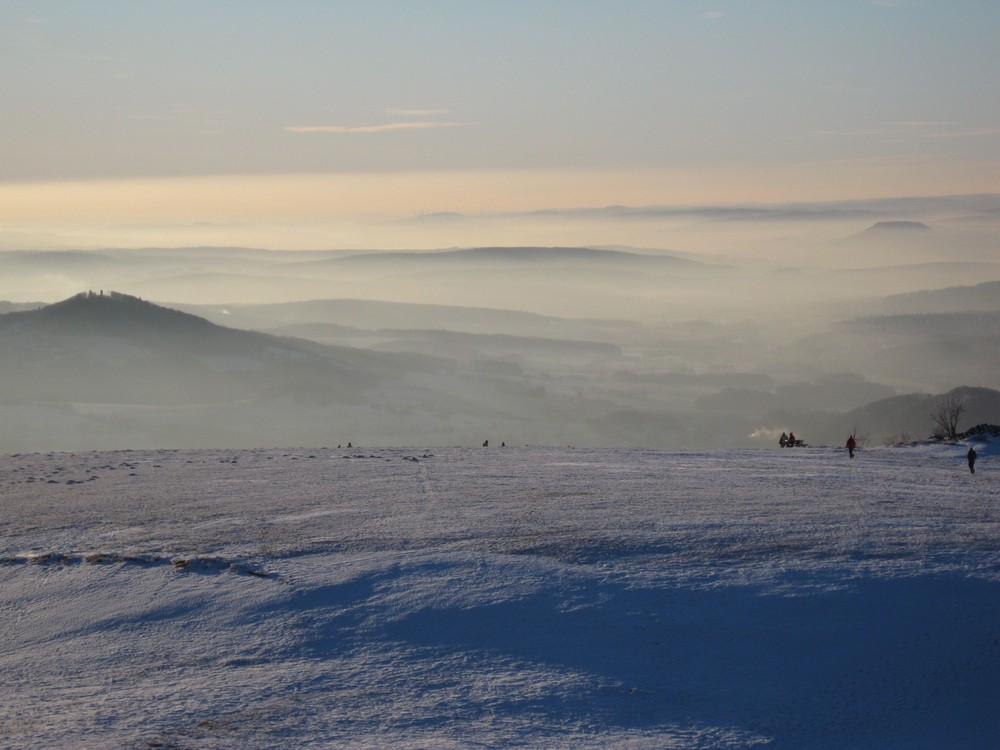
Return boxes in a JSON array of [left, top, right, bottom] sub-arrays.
[[846, 435, 857, 458]]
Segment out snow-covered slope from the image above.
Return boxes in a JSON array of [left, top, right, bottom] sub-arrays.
[[1, 444, 997, 748]]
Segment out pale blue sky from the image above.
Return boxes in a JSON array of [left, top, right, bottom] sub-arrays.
[[2, 1, 998, 248]]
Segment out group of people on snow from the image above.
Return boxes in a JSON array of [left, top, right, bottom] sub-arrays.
[[779, 431, 805, 448], [781, 432, 980, 473]]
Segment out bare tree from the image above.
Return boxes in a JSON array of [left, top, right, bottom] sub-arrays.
[[849, 424, 871, 448], [930, 392, 970, 440]]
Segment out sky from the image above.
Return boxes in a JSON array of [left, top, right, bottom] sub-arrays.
[[2, 0, 999, 250]]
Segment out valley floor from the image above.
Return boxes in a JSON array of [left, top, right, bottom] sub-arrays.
[[1, 444, 997, 749]]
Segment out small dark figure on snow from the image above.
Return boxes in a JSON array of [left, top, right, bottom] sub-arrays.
[[779, 432, 788, 448], [787, 431, 796, 446], [967, 446, 977, 474], [846, 435, 856, 459], [483, 440, 489, 447]]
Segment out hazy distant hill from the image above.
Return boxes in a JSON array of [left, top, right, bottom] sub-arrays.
[[0, 250, 126, 271], [775, 386, 1000, 446], [860, 220, 932, 235], [0, 292, 624, 451], [518, 194, 1000, 222], [0, 288, 994, 450], [0, 300, 43, 314], [880, 280, 1000, 314], [0, 291, 435, 409], [0, 244, 718, 314], [320, 246, 703, 269], [1, 290, 273, 354], [173, 299, 646, 358], [179, 298, 606, 334], [829, 219, 945, 267], [3, 220, 996, 452], [770, 309, 1000, 393]]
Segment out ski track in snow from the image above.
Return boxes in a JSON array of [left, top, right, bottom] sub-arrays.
[[0, 444, 997, 749]]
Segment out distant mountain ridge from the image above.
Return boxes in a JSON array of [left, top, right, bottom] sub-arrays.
[[312, 245, 701, 268], [1, 289, 996, 452]]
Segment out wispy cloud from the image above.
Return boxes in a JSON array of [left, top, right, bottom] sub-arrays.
[[285, 121, 467, 134]]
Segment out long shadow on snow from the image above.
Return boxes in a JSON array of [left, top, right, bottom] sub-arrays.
[[378, 573, 1000, 748], [249, 565, 1000, 747]]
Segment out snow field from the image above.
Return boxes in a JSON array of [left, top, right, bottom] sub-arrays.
[[1, 444, 997, 748]]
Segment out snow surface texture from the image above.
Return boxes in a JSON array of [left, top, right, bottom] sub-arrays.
[[1, 443, 997, 749]]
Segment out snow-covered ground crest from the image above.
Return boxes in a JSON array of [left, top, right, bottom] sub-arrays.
[[1, 444, 997, 749]]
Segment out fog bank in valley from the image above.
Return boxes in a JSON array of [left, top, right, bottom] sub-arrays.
[[1, 196, 998, 452]]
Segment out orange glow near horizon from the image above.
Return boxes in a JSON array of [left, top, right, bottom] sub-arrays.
[[1, 162, 997, 251], [3, 162, 998, 220]]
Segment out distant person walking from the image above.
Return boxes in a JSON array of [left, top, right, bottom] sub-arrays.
[[846, 435, 856, 459], [779, 432, 788, 448], [967, 446, 977, 474]]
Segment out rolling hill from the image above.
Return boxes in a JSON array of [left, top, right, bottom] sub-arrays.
[[0, 292, 624, 451], [1, 288, 997, 453], [880, 280, 1000, 314]]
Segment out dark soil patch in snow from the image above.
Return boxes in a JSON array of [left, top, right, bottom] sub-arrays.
[[0, 550, 270, 577]]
